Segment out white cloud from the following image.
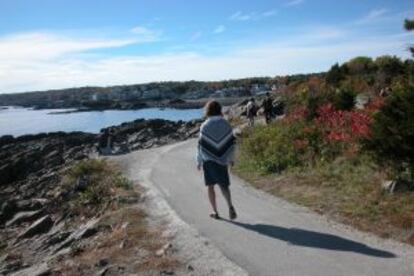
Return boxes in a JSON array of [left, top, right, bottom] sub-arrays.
[[0, 29, 412, 93], [229, 9, 277, 21], [306, 26, 347, 40], [130, 25, 162, 41], [356, 8, 388, 24], [284, 0, 305, 7], [229, 11, 254, 21], [262, 10, 277, 17], [0, 32, 136, 62], [213, 25, 226, 34]]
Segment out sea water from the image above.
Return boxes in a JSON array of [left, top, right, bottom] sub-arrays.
[[0, 106, 203, 137]]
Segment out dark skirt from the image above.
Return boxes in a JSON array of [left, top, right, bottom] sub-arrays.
[[203, 161, 230, 187]]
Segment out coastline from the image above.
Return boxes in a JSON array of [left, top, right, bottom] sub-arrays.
[[2, 96, 246, 114]]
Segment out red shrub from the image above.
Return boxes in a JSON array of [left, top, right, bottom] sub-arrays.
[[281, 96, 384, 159], [316, 103, 372, 144], [285, 106, 308, 123]]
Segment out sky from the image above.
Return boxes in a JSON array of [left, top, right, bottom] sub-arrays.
[[0, 0, 413, 93]]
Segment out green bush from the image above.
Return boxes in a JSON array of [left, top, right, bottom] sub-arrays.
[[326, 63, 346, 85], [238, 124, 301, 174], [63, 159, 134, 215], [375, 55, 405, 77], [333, 89, 356, 110], [346, 56, 376, 75], [66, 159, 113, 206], [364, 86, 414, 187]]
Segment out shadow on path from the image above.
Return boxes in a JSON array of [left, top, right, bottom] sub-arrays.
[[224, 220, 396, 258]]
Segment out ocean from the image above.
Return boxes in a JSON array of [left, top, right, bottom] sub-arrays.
[[0, 106, 203, 137]]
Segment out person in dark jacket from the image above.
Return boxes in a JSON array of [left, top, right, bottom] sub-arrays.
[[262, 92, 273, 124]]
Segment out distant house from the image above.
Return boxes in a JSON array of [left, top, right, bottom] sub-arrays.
[[250, 84, 267, 95], [212, 89, 225, 98], [142, 89, 160, 99], [94, 93, 109, 101]]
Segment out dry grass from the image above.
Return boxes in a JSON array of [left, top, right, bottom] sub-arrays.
[[53, 159, 180, 275], [78, 207, 177, 268], [56, 206, 179, 275], [234, 158, 414, 245]]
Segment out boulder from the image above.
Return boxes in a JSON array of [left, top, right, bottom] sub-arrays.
[[42, 231, 72, 249], [18, 215, 53, 240], [6, 209, 44, 227], [10, 262, 50, 276], [15, 199, 47, 212], [55, 218, 99, 252], [0, 200, 18, 224]]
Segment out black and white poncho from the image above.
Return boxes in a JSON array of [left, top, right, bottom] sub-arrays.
[[196, 116, 236, 166]]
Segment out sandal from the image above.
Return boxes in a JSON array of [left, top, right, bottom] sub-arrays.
[[229, 206, 237, 220], [209, 212, 220, 219]]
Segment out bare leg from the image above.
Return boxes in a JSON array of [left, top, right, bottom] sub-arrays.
[[219, 185, 233, 209], [220, 185, 237, 220], [208, 185, 218, 214]]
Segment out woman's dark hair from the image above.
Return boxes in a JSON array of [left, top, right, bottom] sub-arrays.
[[204, 100, 222, 117]]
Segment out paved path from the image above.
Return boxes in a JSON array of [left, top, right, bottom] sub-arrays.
[[113, 139, 414, 276]]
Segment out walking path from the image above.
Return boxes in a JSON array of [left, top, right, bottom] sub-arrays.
[[113, 139, 414, 276]]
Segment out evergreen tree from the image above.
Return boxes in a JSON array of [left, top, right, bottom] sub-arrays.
[[405, 19, 414, 56], [365, 86, 414, 188]]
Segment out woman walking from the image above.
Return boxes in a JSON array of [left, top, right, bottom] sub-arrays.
[[197, 100, 237, 220]]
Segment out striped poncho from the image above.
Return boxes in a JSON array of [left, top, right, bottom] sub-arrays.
[[196, 116, 236, 166]]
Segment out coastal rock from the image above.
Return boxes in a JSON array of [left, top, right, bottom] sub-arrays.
[[16, 198, 48, 212], [18, 215, 53, 240], [43, 231, 72, 248], [55, 218, 99, 252], [0, 132, 96, 187], [0, 200, 18, 224], [6, 209, 44, 227], [10, 262, 51, 276], [0, 118, 202, 273], [100, 118, 202, 153]]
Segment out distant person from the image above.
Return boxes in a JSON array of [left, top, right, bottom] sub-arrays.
[[262, 92, 273, 124], [246, 98, 257, 127], [197, 100, 237, 220], [98, 128, 113, 155]]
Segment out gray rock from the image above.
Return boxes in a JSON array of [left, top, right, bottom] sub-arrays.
[[17, 215, 53, 240], [156, 243, 172, 257], [10, 262, 50, 276], [0, 200, 18, 224], [160, 270, 175, 275], [55, 218, 99, 252], [1, 260, 23, 274], [95, 258, 109, 267], [15, 198, 47, 212], [42, 231, 72, 249], [6, 210, 44, 227]]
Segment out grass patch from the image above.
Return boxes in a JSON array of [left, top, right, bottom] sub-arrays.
[[59, 159, 137, 218], [235, 151, 414, 245]]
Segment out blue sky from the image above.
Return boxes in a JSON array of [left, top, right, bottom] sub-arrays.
[[0, 0, 413, 93]]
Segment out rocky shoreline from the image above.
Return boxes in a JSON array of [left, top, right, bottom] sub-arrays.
[[45, 98, 208, 114], [0, 118, 202, 275], [0, 118, 202, 199]]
